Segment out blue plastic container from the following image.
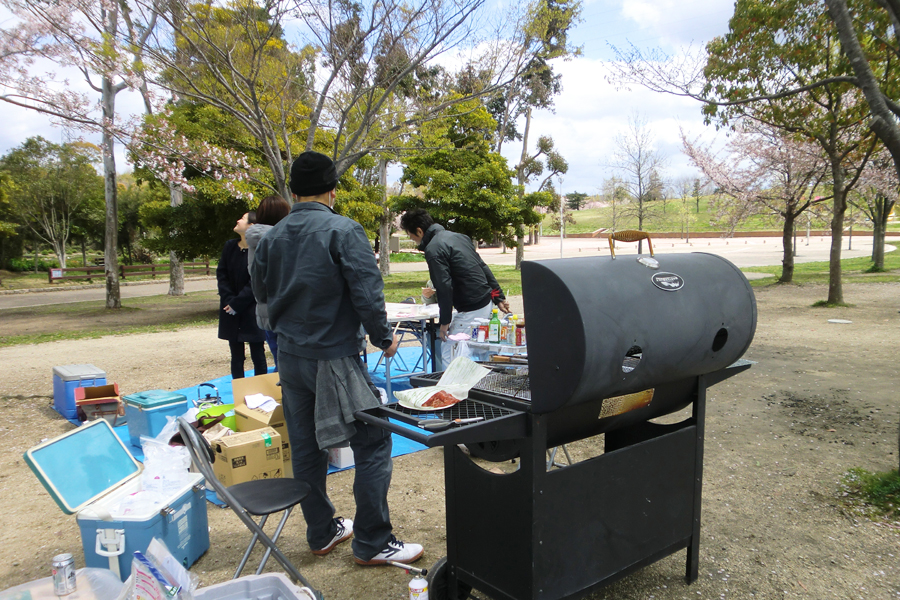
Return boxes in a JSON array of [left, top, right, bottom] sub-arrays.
[[23, 419, 209, 580], [123, 390, 188, 448], [52, 365, 107, 419]]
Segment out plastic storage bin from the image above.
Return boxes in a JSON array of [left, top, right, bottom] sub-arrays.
[[23, 419, 209, 581], [123, 390, 188, 448], [193, 574, 316, 600], [52, 365, 107, 420]]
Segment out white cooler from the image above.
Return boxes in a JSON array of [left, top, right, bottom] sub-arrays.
[[24, 420, 210, 580]]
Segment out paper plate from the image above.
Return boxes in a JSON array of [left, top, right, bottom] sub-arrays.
[[397, 396, 461, 412]]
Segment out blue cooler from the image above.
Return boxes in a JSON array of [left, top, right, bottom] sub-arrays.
[[52, 365, 107, 419], [123, 390, 188, 448], [23, 419, 209, 581]]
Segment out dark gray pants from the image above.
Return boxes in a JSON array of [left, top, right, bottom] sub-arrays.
[[277, 351, 393, 560]]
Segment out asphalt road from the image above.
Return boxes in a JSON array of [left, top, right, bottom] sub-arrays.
[[0, 233, 885, 310]]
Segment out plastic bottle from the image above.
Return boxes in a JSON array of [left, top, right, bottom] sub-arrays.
[[515, 318, 526, 346], [507, 314, 518, 344], [488, 308, 501, 343]]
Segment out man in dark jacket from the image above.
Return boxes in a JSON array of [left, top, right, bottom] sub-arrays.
[[400, 209, 510, 367], [251, 151, 423, 566]]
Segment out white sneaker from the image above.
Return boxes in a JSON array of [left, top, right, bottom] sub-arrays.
[[312, 517, 353, 555], [354, 535, 424, 565]]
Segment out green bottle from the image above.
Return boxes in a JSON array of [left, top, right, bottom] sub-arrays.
[[488, 308, 501, 343]]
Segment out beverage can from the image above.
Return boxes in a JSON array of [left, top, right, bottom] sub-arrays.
[[51, 553, 76, 596], [409, 574, 429, 600]]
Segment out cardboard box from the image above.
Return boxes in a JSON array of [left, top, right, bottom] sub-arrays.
[[74, 383, 123, 425], [211, 427, 284, 487], [328, 446, 355, 470], [232, 373, 293, 478]]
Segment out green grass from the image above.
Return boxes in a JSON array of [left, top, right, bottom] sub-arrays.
[[839, 467, 900, 521], [743, 243, 900, 288], [546, 196, 848, 235], [381, 265, 521, 303], [389, 252, 427, 263]]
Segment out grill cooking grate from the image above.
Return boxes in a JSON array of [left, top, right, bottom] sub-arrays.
[[391, 399, 515, 421], [476, 371, 531, 401], [415, 368, 532, 402]]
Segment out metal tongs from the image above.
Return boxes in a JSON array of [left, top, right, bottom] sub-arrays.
[[416, 416, 484, 431]]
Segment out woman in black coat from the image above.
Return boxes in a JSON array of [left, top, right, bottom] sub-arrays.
[[217, 212, 267, 379]]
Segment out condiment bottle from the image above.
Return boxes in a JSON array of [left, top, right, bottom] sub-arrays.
[[516, 318, 526, 346], [488, 308, 501, 343], [507, 314, 518, 344]]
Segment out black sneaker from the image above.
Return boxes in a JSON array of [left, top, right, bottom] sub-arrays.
[[353, 534, 424, 565], [311, 517, 353, 555]]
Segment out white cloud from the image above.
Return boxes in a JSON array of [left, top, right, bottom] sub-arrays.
[[508, 56, 716, 194], [616, 0, 734, 48]]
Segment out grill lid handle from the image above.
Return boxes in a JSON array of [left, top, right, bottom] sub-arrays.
[[608, 230, 654, 258]]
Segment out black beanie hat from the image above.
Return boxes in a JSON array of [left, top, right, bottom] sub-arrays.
[[290, 151, 338, 197]]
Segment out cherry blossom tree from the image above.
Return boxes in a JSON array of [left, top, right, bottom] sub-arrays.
[[850, 149, 898, 269], [682, 121, 830, 283], [0, 0, 160, 308]]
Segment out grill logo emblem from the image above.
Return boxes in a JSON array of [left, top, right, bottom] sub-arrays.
[[651, 272, 684, 291]]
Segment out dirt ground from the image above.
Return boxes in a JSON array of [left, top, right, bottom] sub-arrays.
[[0, 282, 899, 599]]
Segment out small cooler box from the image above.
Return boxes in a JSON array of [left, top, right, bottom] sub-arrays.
[[53, 365, 107, 420], [23, 419, 209, 581], [123, 390, 188, 448]]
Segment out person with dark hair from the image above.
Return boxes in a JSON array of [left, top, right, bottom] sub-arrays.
[[251, 151, 424, 566], [217, 211, 268, 380], [399, 208, 510, 368], [246, 195, 292, 371]]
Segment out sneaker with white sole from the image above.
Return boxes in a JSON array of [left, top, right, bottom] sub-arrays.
[[311, 517, 353, 555], [354, 534, 424, 565]]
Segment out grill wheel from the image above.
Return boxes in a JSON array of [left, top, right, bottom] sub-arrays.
[[427, 556, 473, 600], [464, 439, 520, 462]]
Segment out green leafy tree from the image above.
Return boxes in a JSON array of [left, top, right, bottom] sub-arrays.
[[566, 191, 588, 210], [702, 0, 881, 304], [393, 100, 518, 244], [0, 138, 104, 269]]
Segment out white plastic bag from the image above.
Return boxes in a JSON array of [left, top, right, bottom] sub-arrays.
[[140, 417, 192, 495]]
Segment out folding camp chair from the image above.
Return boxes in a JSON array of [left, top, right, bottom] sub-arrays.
[[175, 417, 322, 598]]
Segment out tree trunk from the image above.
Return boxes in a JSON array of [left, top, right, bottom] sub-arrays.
[[168, 184, 185, 296], [780, 213, 795, 283], [102, 78, 121, 309], [515, 228, 525, 271], [378, 159, 391, 277], [81, 239, 87, 271], [827, 185, 846, 305], [52, 239, 67, 269]]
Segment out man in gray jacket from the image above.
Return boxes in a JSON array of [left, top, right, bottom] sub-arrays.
[[251, 151, 424, 566]]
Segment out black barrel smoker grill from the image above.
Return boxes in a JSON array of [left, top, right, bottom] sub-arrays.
[[357, 253, 757, 600]]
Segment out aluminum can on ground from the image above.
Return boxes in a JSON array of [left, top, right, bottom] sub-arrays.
[[51, 553, 76, 596]]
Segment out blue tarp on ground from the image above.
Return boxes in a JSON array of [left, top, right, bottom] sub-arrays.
[[95, 347, 431, 506], [101, 345, 428, 468]]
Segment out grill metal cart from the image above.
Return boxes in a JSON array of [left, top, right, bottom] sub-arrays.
[[356, 253, 756, 600]]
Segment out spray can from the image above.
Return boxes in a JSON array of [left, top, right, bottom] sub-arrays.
[[51, 553, 76, 596], [409, 574, 429, 600]]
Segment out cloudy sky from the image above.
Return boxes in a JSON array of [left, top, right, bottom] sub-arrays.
[[0, 0, 737, 194]]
